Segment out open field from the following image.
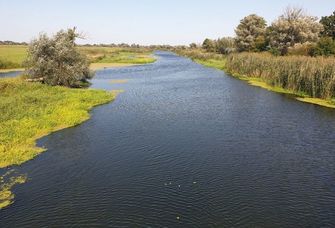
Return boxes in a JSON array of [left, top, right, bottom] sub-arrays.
[[0, 45, 27, 70], [0, 45, 156, 71]]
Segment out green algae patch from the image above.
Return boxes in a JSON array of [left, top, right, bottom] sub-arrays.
[[0, 77, 116, 168], [0, 171, 27, 210], [296, 97, 335, 109], [110, 79, 129, 84]]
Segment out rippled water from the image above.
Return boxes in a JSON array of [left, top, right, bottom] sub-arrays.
[[1, 52, 335, 227]]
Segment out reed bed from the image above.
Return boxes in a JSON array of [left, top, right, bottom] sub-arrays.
[[226, 53, 335, 99]]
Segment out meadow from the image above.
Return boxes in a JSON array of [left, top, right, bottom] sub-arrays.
[[0, 45, 27, 71], [0, 45, 156, 71]]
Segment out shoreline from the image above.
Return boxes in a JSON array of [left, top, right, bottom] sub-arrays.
[[0, 68, 24, 73], [192, 58, 335, 109], [0, 62, 151, 73]]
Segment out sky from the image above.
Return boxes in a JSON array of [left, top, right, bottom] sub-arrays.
[[1, 0, 334, 45]]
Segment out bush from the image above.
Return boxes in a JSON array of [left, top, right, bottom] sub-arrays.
[[24, 28, 92, 88], [310, 37, 335, 56], [287, 42, 316, 56]]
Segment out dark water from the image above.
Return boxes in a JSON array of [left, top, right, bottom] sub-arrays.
[[1, 52, 335, 227]]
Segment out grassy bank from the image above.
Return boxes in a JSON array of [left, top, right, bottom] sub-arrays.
[[0, 77, 116, 169], [0, 45, 156, 71], [177, 49, 335, 108]]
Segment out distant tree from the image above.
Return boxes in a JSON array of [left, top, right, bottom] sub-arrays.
[[25, 28, 92, 87], [310, 37, 335, 56], [189, 43, 197, 49], [320, 11, 335, 39], [216, 37, 236, 54], [235, 14, 267, 52], [202, 38, 216, 52], [268, 7, 323, 55]]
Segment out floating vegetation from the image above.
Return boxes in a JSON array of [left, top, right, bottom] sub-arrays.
[[0, 170, 27, 210], [110, 79, 129, 84]]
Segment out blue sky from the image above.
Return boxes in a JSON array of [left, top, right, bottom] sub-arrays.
[[1, 0, 334, 45]]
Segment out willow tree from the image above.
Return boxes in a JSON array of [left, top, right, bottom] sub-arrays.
[[268, 7, 323, 55], [25, 28, 92, 87], [235, 14, 267, 52]]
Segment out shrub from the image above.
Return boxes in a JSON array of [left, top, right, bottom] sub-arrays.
[[287, 42, 316, 56], [310, 37, 335, 56], [24, 28, 92, 87]]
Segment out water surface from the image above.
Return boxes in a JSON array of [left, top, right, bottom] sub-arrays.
[[0, 71, 22, 78], [1, 52, 335, 227]]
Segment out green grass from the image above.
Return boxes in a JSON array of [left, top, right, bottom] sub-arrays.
[[0, 45, 156, 70], [194, 59, 226, 70], [0, 77, 116, 169], [0, 45, 27, 69], [80, 47, 156, 65]]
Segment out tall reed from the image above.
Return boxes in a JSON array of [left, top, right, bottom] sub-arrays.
[[226, 53, 335, 99]]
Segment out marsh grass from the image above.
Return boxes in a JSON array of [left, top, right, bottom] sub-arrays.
[[0, 77, 116, 168], [226, 53, 335, 99]]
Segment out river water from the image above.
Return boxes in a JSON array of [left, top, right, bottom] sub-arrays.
[[1, 52, 335, 227]]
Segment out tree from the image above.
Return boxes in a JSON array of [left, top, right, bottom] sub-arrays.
[[216, 37, 236, 54], [235, 14, 267, 52], [25, 28, 92, 87], [202, 38, 216, 52], [189, 43, 197, 49], [320, 11, 335, 39], [311, 37, 335, 56], [268, 7, 323, 55]]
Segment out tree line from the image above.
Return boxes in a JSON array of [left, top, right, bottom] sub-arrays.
[[196, 8, 335, 56]]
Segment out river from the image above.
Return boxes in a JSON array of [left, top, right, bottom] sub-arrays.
[[1, 51, 335, 227]]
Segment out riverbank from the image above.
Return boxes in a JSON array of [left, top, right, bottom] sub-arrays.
[[0, 77, 117, 169], [0, 77, 118, 209], [178, 50, 335, 109]]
